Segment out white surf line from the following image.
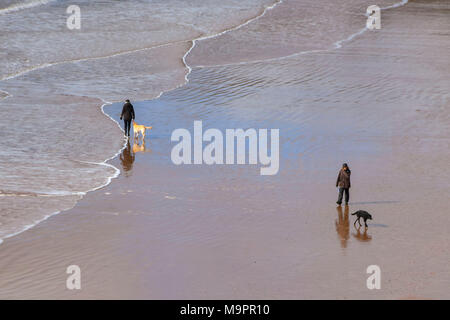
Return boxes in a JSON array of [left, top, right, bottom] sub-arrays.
[[0, 189, 86, 245], [0, 190, 84, 197], [179, 0, 283, 86], [0, 208, 61, 245], [0, 98, 126, 245], [67, 92, 166, 194], [193, 0, 409, 69], [1, 1, 282, 84], [0, 0, 56, 15], [334, 0, 409, 49], [0, 41, 184, 82], [68, 96, 140, 195], [110, 0, 284, 107], [382, 0, 409, 10]]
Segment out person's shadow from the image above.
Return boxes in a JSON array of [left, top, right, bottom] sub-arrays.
[[335, 205, 350, 248], [119, 139, 135, 177], [352, 226, 372, 242]]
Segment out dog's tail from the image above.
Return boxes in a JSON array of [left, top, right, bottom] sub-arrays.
[[351, 212, 357, 215], [145, 126, 153, 130]]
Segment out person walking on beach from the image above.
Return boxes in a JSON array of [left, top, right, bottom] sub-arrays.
[[120, 99, 135, 137], [336, 163, 351, 205]]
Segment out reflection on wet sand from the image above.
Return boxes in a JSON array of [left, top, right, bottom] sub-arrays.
[[119, 139, 135, 176], [352, 226, 372, 243], [132, 140, 151, 154], [119, 139, 152, 176], [335, 205, 350, 248]]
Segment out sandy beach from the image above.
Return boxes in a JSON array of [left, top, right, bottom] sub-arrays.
[[0, 0, 449, 299]]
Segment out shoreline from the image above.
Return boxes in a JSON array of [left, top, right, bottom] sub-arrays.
[[191, 0, 409, 69], [0, 0, 58, 15], [0, 98, 123, 246]]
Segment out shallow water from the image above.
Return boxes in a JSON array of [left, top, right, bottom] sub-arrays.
[[0, 0, 275, 242]]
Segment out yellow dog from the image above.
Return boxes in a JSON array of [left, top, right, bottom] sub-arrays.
[[133, 120, 152, 141]]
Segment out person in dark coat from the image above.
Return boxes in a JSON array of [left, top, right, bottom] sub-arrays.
[[336, 163, 351, 205], [120, 99, 135, 137]]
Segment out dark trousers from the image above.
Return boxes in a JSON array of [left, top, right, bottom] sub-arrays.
[[337, 187, 350, 204], [124, 119, 131, 136]]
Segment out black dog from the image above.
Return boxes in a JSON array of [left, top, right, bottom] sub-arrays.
[[351, 210, 372, 228]]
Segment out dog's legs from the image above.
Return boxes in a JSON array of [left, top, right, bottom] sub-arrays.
[[354, 218, 358, 227], [357, 217, 362, 227], [364, 218, 368, 228]]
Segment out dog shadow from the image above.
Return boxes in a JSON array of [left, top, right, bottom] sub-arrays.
[[335, 205, 350, 248], [352, 226, 372, 242]]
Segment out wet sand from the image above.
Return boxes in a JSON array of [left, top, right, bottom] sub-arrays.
[[0, 0, 271, 245], [0, 0, 449, 299]]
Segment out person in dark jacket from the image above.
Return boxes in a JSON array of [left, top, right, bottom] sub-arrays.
[[120, 99, 135, 137], [336, 163, 351, 205]]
